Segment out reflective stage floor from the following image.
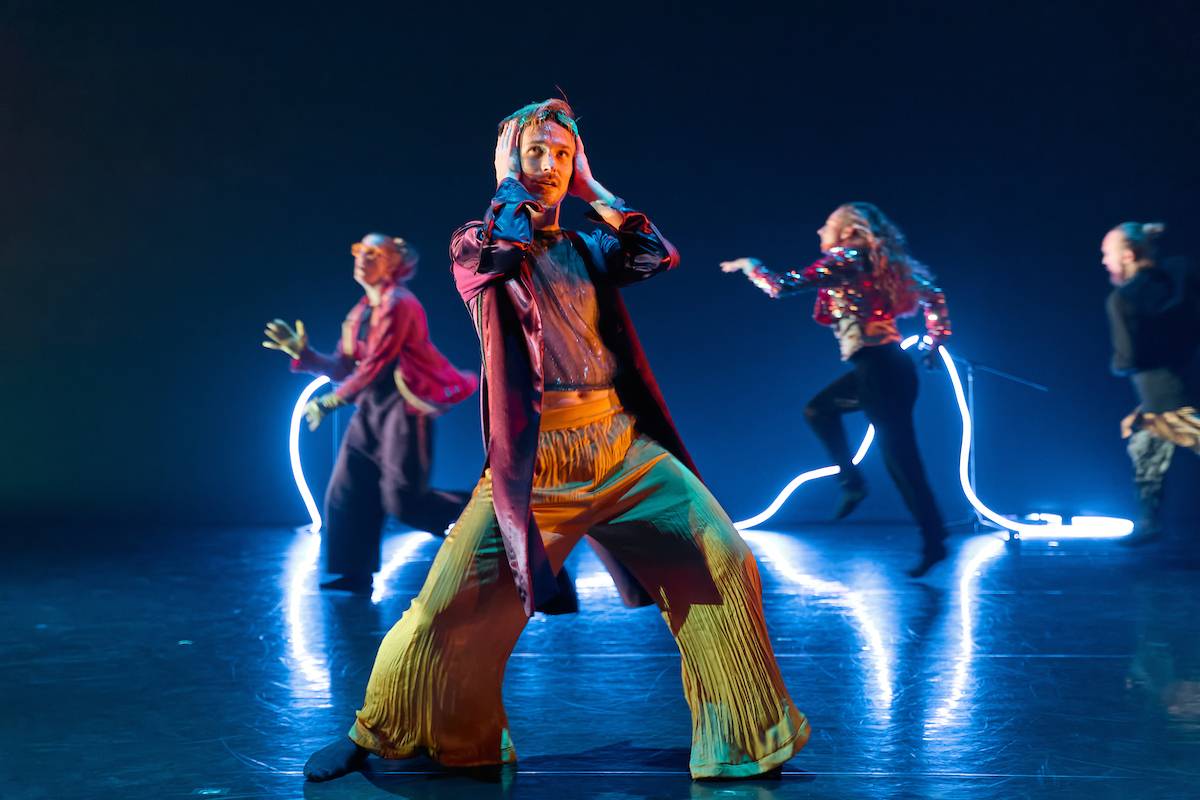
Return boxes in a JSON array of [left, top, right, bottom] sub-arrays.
[[4, 523, 1199, 799]]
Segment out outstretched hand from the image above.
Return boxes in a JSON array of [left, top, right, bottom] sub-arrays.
[[719, 257, 761, 274], [494, 120, 521, 187], [263, 319, 307, 359]]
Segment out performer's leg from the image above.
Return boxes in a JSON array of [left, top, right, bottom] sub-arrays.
[[584, 437, 809, 779], [307, 474, 518, 779], [857, 349, 948, 576], [323, 409, 385, 586], [873, 415, 946, 537], [384, 412, 469, 536], [306, 469, 589, 782], [804, 369, 868, 518], [309, 398, 649, 782], [350, 473, 534, 766], [1122, 430, 1176, 546]]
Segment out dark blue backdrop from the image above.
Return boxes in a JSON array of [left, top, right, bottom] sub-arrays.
[[4, 1, 1197, 533]]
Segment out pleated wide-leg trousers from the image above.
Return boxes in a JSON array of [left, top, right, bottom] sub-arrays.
[[350, 390, 809, 779]]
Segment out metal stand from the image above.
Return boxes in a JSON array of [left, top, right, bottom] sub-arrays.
[[947, 352, 1049, 533]]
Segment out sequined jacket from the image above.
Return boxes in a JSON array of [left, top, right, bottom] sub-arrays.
[[747, 246, 951, 360], [451, 177, 688, 616], [292, 283, 479, 413]]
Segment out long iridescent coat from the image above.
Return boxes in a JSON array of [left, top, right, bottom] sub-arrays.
[[746, 246, 951, 360], [450, 178, 689, 616]]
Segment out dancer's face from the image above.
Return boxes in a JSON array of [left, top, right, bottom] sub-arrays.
[[1101, 230, 1134, 286], [518, 121, 575, 208], [352, 234, 400, 288], [818, 211, 856, 251]]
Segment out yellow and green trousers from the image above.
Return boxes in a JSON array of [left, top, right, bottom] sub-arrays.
[[350, 390, 809, 779]]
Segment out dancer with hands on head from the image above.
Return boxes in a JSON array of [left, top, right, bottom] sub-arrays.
[[303, 98, 810, 784]]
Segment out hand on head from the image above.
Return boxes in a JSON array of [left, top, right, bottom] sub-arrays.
[[494, 120, 521, 187], [493, 101, 618, 219], [567, 133, 595, 200]]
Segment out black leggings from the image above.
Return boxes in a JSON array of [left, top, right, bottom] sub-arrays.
[[804, 343, 947, 543]]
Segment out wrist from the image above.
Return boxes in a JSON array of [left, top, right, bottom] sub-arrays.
[[582, 179, 613, 206], [573, 176, 609, 205]]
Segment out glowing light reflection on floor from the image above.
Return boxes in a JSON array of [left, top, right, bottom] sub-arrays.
[[371, 531, 435, 604], [742, 530, 894, 715], [925, 534, 1007, 733], [284, 529, 331, 699]]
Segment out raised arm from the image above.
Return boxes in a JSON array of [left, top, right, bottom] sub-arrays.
[[451, 121, 544, 301], [263, 318, 356, 381], [570, 132, 678, 285], [720, 248, 865, 298]]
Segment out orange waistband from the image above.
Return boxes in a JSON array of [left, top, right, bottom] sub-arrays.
[[540, 389, 623, 431]]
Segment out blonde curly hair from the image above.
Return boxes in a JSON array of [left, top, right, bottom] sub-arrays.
[[832, 202, 930, 317]]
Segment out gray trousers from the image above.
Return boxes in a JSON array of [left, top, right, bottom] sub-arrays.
[[1127, 430, 1199, 530]]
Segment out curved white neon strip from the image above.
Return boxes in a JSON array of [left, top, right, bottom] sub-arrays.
[[742, 530, 893, 712], [735, 336, 1132, 538], [732, 338, 916, 530], [936, 347, 1132, 539], [284, 378, 332, 698], [732, 422, 875, 530], [733, 465, 840, 531], [290, 376, 331, 533], [288, 379, 438, 601]]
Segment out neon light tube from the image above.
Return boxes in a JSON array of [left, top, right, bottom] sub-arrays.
[[735, 337, 1132, 538], [290, 376, 330, 533]]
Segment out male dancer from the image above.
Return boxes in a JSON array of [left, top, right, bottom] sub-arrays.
[[304, 99, 808, 782], [1102, 221, 1200, 546], [264, 234, 478, 592]]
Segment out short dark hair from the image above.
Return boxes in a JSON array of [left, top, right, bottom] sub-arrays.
[[1112, 221, 1166, 267]]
